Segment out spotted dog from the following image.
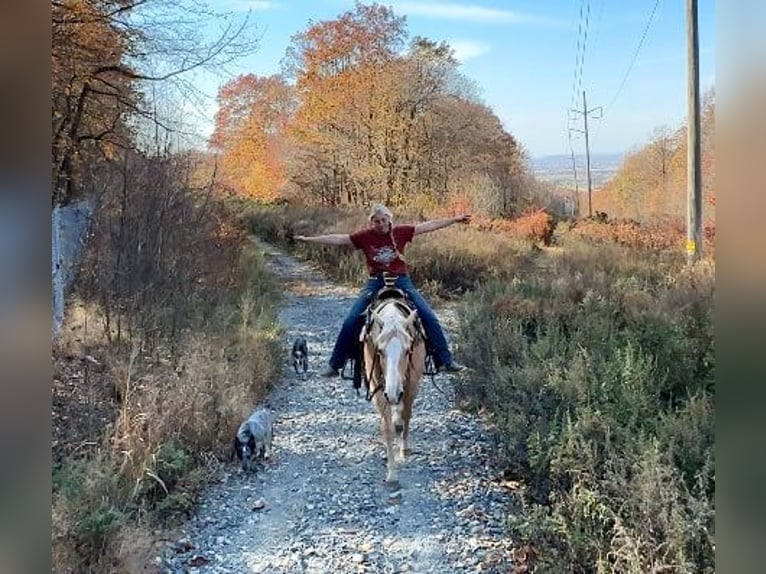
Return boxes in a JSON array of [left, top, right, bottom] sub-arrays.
[[233, 408, 275, 472]]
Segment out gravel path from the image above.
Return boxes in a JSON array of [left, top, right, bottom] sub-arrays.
[[159, 240, 521, 574]]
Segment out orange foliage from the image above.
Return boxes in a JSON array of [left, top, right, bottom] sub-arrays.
[[52, 0, 136, 204], [439, 193, 473, 217], [570, 218, 714, 255], [594, 89, 715, 228], [435, 192, 556, 245], [482, 210, 555, 246], [212, 74, 292, 202]]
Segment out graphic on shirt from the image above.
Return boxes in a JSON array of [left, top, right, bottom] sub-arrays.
[[372, 245, 398, 267]]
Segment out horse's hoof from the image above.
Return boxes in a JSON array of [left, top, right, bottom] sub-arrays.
[[387, 490, 402, 505]]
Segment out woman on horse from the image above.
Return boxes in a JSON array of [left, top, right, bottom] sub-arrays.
[[295, 203, 469, 378]]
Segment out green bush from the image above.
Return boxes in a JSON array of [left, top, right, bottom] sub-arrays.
[[53, 457, 128, 557], [456, 244, 714, 572]]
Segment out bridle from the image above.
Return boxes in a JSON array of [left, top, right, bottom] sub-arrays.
[[361, 300, 422, 403]]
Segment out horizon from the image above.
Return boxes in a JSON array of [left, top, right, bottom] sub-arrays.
[[175, 0, 714, 158]]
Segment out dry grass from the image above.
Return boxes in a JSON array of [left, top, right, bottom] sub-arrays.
[[246, 204, 540, 299], [53, 186, 283, 573], [53, 295, 282, 572], [146, 201, 714, 573]]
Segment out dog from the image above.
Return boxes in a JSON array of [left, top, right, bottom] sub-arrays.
[[233, 408, 276, 472], [291, 336, 309, 374]]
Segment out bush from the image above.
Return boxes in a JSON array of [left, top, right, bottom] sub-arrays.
[[53, 162, 283, 571], [456, 241, 714, 572], [245, 204, 536, 299]]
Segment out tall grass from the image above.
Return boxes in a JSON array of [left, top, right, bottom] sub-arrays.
[[457, 238, 715, 572], [202, 202, 715, 572], [52, 157, 283, 572]]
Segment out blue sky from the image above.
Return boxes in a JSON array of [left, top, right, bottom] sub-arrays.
[[187, 0, 715, 158]]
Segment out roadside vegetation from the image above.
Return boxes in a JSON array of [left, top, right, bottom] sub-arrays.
[[247, 204, 715, 574], [52, 153, 283, 572]]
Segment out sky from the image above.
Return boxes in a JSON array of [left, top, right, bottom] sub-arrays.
[[184, 0, 715, 158]]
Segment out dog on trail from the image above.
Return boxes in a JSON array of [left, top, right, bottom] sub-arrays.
[[233, 408, 275, 472], [291, 336, 309, 374]]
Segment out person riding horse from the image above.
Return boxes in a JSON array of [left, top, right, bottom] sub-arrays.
[[295, 203, 469, 378]]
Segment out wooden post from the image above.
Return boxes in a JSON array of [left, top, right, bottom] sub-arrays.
[[686, 0, 702, 262]]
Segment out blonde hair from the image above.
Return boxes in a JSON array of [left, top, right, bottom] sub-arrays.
[[368, 203, 393, 221], [367, 203, 406, 264]]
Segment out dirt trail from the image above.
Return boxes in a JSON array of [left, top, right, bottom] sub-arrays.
[[158, 239, 519, 574]]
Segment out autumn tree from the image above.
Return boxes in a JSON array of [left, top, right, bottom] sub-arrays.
[[282, 1, 407, 205], [595, 86, 715, 224], [275, 1, 530, 213], [211, 74, 294, 201], [52, 0, 261, 206], [52, 0, 138, 206]]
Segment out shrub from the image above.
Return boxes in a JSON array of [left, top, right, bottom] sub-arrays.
[[53, 177, 283, 570], [456, 240, 714, 572]]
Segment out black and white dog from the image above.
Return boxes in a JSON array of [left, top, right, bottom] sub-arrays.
[[291, 336, 309, 374], [233, 408, 275, 472]]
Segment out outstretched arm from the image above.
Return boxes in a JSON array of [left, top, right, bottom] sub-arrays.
[[413, 214, 471, 236], [294, 233, 353, 246]]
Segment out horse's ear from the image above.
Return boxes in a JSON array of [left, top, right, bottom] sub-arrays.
[[372, 311, 384, 328], [404, 309, 418, 329], [359, 323, 368, 342]]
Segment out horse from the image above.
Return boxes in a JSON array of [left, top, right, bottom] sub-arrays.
[[360, 294, 426, 486]]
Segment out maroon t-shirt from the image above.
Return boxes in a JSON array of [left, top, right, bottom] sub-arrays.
[[350, 225, 415, 275]]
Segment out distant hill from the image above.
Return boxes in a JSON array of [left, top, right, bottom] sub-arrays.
[[531, 153, 624, 189]]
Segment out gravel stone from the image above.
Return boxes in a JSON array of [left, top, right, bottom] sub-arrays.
[[158, 238, 520, 573]]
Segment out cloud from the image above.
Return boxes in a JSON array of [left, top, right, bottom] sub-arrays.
[[236, 0, 277, 10], [449, 40, 491, 62], [391, 2, 549, 25]]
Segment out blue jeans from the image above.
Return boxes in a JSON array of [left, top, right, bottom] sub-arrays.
[[329, 274, 453, 370]]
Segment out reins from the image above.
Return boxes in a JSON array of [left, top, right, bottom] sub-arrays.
[[364, 351, 383, 401]]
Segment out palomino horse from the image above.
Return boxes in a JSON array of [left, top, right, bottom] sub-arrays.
[[360, 295, 426, 485]]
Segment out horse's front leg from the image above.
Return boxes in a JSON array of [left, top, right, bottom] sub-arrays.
[[400, 399, 413, 458], [379, 407, 398, 485]]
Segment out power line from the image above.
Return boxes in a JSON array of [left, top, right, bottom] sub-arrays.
[[566, 0, 593, 218], [570, 0, 584, 111], [603, 0, 662, 114], [571, 91, 602, 218], [577, 2, 591, 103], [569, 0, 591, 112]]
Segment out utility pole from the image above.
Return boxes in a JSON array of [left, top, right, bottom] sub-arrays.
[[567, 130, 580, 217], [686, 0, 702, 262], [570, 91, 602, 218], [583, 91, 594, 218]]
